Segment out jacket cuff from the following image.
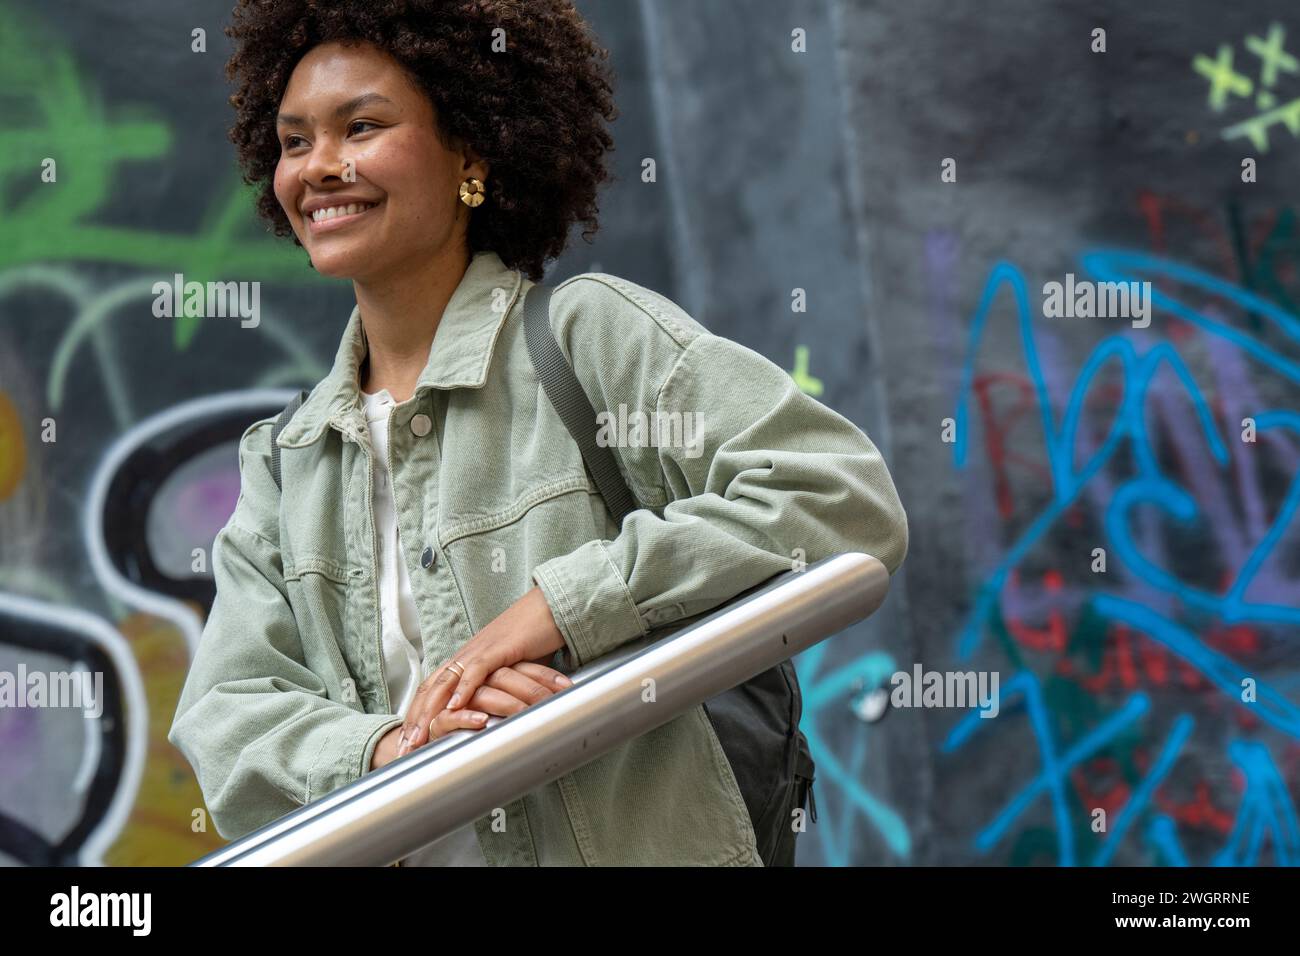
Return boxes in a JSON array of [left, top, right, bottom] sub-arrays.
[[531, 539, 647, 667], [307, 713, 405, 802]]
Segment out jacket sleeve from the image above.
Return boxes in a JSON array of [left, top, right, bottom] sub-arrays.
[[167, 418, 403, 842], [529, 275, 909, 669]]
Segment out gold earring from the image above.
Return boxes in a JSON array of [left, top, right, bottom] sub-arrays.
[[459, 177, 486, 207]]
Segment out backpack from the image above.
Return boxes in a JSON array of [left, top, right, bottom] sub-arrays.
[[267, 282, 818, 866]]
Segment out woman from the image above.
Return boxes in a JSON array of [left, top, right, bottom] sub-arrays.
[[170, 0, 909, 866]]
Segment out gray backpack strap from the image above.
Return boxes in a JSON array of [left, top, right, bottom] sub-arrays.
[[522, 282, 640, 526], [270, 390, 310, 492]]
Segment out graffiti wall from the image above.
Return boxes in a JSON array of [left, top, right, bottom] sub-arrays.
[[1, 0, 1296, 867], [0, 0, 346, 864], [841, 0, 1300, 864], [0, 0, 727, 866]]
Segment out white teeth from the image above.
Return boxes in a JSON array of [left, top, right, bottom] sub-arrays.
[[310, 202, 375, 222]]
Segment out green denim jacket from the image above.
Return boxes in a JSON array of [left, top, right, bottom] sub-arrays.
[[168, 249, 909, 866]]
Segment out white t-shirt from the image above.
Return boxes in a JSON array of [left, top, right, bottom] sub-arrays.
[[361, 386, 488, 867]]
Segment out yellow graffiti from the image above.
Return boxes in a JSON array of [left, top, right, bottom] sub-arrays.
[[0, 391, 25, 501]]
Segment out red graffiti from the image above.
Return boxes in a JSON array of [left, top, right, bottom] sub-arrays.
[[1003, 568, 1068, 652], [1154, 780, 1235, 835], [972, 372, 1051, 518]]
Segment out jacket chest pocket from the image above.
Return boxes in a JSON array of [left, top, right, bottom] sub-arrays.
[[439, 474, 614, 635], [284, 556, 377, 711]]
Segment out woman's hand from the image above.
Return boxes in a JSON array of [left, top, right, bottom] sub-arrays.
[[394, 587, 569, 758], [372, 659, 574, 769]]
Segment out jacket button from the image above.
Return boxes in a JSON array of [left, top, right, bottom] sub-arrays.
[[421, 546, 437, 569], [410, 413, 432, 437]]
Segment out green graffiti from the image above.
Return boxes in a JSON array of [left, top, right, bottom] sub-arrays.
[[1244, 24, 1298, 89], [789, 344, 824, 396], [0, 1, 320, 350], [1192, 44, 1252, 112], [1193, 23, 1300, 153], [1008, 825, 1058, 866]]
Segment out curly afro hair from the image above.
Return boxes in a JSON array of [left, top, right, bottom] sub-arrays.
[[225, 0, 619, 280]]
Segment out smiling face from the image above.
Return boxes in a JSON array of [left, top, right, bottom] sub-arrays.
[[273, 40, 488, 281]]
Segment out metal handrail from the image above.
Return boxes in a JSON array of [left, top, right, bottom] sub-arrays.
[[194, 552, 890, 866]]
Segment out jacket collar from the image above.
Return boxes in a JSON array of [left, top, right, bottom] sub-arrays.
[[276, 249, 525, 449]]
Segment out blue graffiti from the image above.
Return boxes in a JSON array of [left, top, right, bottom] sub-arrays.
[[1145, 814, 1190, 866], [949, 249, 1300, 865], [797, 643, 910, 863], [1215, 739, 1300, 866], [1091, 714, 1194, 867], [944, 671, 1150, 865]]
